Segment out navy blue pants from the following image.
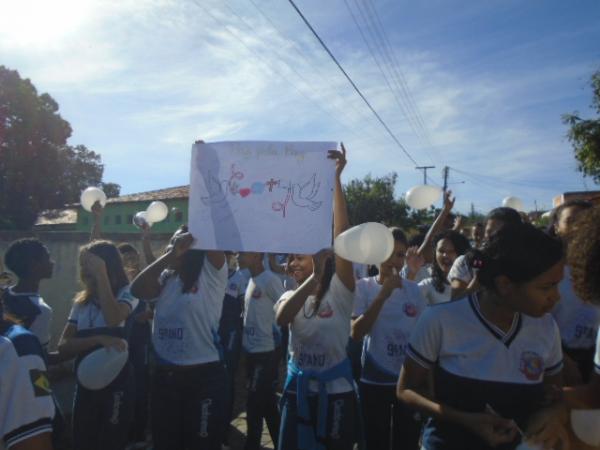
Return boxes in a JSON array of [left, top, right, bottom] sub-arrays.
[[151, 362, 227, 450], [128, 320, 151, 443], [219, 324, 243, 445], [72, 362, 134, 450], [278, 390, 358, 450], [245, 350, 280, 450], [359, 382, 421, 450]]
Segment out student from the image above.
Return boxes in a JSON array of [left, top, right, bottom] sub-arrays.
[[275, 145, 358, 450], [351, 227, 427, 450], [397, 222, 564, 450], [1, 301, 55, 450], [470, 222, 484, 249], [526, 206, 600, 448], [117, 242, 154, 450], [403, 190, 456, 283], [2, 238, 54, 354], [547, 200, 597, 384], [130, 226, 227, 450], [58, 241, 138, 450], [448, 207, 522, 299], [239, 251, 285, 450], [418, 230, 471, 305], [219, 252, 250, 449]]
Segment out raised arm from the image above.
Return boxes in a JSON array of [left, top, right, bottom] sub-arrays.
[[330, 144, 354, 292], [90, 201, 103, 242], [275, 250, 329, 326], [417, 190, 454, 259], [140, 224, 156, 265], [131, 232, 193, 300]]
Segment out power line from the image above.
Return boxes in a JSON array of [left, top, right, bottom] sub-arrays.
[[287, 0, 419, 166]]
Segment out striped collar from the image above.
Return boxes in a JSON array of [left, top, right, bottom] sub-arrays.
[[468, 294, 522, 347]]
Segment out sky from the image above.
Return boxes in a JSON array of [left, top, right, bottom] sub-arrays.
[[1, 0, 599, 214]]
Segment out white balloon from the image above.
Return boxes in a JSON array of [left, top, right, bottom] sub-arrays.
[[133, 211, 152, 228], [146, 201, 169, 223], [405, 185, 442, 210], [334, 222, 395, 265], [80, 187, 107, 212], [77, 345, 129, 390], [571, 409, 600, 447], [502, 196, 525, 212]]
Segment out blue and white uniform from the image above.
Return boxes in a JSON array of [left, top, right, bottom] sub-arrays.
[[354, 276, 427, 385], [150, 261, 227, 365], [243, 270, 285, 353], [243, 270, 285, 450], [67, 286, 138, 450], [407, 295, 563, 450], [354, 276, 426, 450], [2, 287, 52, 349], [552, 266, 600, 381], [149, 256, 228, 450], [278, 274, 358, 450], [447, 255, 472, 285], [418, 277, 452, 305], [0, 329, 54, 449]]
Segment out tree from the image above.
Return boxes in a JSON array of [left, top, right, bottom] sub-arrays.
[[563, 69, 600, 183], [0, 66, 119, 229]]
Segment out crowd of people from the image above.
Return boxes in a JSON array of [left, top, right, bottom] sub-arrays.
[[1, 146, 600, 450]]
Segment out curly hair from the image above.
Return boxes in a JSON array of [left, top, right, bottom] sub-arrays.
[[567, 207, 600, 304]]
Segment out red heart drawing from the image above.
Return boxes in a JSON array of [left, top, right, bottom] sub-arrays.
[[239, 188, 251, 198]]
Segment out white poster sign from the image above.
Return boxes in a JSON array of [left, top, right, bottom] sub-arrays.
[[188, 141, 337, 254]]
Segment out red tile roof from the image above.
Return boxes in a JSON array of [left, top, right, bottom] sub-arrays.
[[107, 185, 190, 204]]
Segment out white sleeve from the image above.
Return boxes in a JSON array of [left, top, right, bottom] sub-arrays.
[[418, 279, 432, 305], [329, 274, 355, 319], [0, 338, 54, 449], [544, 318, 564, 377], [200, 256, 228, 299], [265, 274, 286, 305], [352, 279, 369, 317], [117, 286, 138, 313], [274, 290, 294, 314], [67, 303, 79, 325], [406, 307, 442, 369], [447, 255, 471, 283]]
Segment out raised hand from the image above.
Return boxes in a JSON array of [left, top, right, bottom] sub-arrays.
[[80, 251, 107, 276], [168, 232, 194, 258], [405, 246, 425, 276], [443, 190, 455, 213], [328, 142, 347, 178]]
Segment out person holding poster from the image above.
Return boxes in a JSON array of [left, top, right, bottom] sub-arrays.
[[130, 226, 227, 450], [275, 144, 359, 450]]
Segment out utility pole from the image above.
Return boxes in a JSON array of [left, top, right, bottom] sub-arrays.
[[416, 166, 435, 185], [442, 166, 449, 192]]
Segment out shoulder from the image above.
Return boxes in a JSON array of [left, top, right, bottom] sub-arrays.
[[328, 273, 354, 299], [2, 324, 44, 359]]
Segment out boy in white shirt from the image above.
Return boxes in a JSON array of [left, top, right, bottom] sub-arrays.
[[239, 252, 285, 450]]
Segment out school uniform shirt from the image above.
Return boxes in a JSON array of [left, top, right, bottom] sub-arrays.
[[0, 330, 54, 449], [551, 266, 600, 350], [277, 274, 355, 394], [243, 270, 285, 353], [221, 269, 249, 327], [447, 254, 472, 284], [151, 258, 227, 366], [354, 276, 427, 385], [401, 264, 432, 283], [418, 277, 452, 305], [2, 287, 52, 348], [407, 295, 563, 450], [67, 286, 138, 331]]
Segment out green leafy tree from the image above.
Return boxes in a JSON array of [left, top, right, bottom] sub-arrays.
[[0, 66, 119, 229], [563, 69, 600, 183]]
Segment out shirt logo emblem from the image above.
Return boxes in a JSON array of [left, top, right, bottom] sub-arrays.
[[317, 302, 334, 318], [29, 369, 52, 397], [403, 302, 417, 317], [252, 288, 262, 299], [519, 351, 544, 381]]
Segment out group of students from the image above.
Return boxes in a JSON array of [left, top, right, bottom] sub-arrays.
[[2, 145, 600, 450]]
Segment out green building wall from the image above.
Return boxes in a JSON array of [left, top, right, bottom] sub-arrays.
[[76, 198, 189, 234]]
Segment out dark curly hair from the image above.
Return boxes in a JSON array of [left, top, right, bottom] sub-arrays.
[[4, 238, 48, 278], [431, 231, 471, 293], [567, 207, 600, 304]]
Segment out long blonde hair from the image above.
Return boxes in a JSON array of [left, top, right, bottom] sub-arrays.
[[74, 240, 130, 305]]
